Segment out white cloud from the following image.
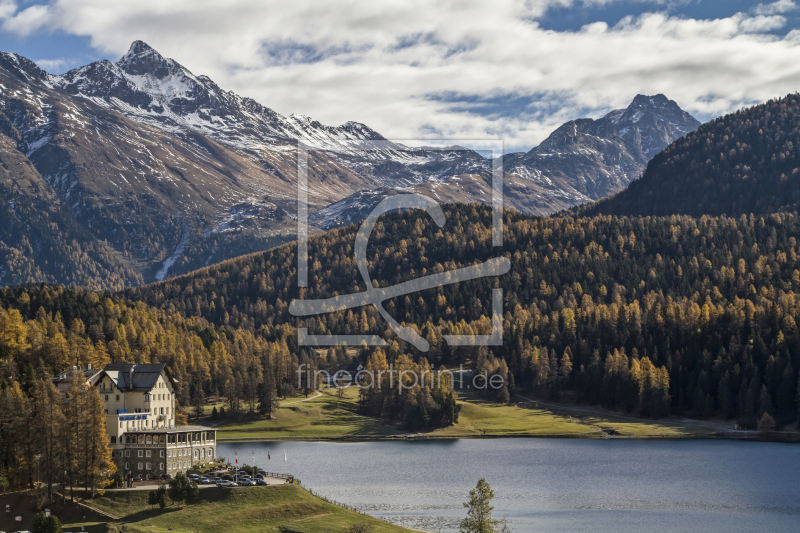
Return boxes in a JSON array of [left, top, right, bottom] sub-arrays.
[[0, 0, 16, 20], [33, 58, 69, 71], [753, 0, 797, 16], [2, 1, 800, 152]]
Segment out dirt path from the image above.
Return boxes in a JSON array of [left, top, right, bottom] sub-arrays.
[[282, 391, 323, 405]]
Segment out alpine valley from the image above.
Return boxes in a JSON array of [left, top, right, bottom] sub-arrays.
[[0, 41, 699, 289]]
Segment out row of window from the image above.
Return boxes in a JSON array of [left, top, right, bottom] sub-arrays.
[[117, 418, 160, 429], [168, 448, 214, 459], [103, 396, 172, 416], [112, 448, 215, 458], [113, 450, 165, 458], [110, 433, 216, 445], [143, 393, 171, 402], [123, 462, 165, 471]]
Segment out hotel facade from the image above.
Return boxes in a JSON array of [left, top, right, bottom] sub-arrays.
[[91, 363, 216, 479]]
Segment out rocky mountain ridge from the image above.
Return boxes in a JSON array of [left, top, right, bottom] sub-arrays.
[[0, 41, 700, 287]]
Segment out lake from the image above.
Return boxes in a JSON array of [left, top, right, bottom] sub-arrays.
[[217, 439, 800, 532]]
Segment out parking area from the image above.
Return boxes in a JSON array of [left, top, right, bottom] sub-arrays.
[[108, 469, 294, 491]]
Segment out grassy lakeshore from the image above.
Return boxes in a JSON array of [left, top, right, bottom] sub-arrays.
[[0, 486, 410, 533], [213, 387, 402, 440], [208, 386, 726, 441]]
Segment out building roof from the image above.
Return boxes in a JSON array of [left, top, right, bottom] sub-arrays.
[[52, 365, 101, 383], [98, 363, 176, 391]]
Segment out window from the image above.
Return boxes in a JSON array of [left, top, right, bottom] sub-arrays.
[[111, 451, 115, 458], [160, 450, 165, 457], [116, 395, 120, 401], [138, 463, 143, 470], [125, 450, 130, 457], [159, 463, 164, 470], [138, 450, 143, 458], [160, 407, 164, 415], [105, 395, 108, 401], [146, 450, 151, 458], [208, 448, 213, 459], [146, 463, 151, 470], [120, 421, 122, 428], [110, 436, 116, 444], [125, 462, 129, 470]]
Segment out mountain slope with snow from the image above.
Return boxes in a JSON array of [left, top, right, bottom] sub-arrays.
[[0, 41, 701, 286], [502, 94, 701, 203]]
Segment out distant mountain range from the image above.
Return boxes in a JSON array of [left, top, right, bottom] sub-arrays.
[[579, 92, 800, 218], [0, 41, 699, 287]]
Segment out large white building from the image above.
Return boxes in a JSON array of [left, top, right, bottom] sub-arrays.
[[91, 363, 216, 479]]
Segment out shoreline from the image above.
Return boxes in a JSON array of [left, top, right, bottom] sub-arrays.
[[217, 430, 800, 443]]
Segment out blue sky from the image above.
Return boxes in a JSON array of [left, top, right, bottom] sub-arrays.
[[1, 0, 799, 153]]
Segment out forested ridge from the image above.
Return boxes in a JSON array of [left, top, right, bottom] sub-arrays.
[[0, 181, 143, 289], [0, 278, 458, 444], [582, 93, 800, 218], [116, 204, 800, 428], [4, 90, 800, 435]]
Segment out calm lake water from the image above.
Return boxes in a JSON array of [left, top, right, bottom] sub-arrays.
[[217, 439, 800, 532]]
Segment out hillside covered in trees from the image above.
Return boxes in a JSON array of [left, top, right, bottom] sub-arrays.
[[0, 279, 459, 453], [581, 93, 800, 218], [119, 204, 800, 428]]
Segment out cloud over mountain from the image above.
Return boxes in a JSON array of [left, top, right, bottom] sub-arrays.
[[1, 1, 798, 152]]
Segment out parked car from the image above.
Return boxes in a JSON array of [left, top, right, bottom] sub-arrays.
[[199, 477, 210, 484], [218, 480, 236, 487], [163, 474, 172, 480], [254, 474, 264, 480], [256, 479, 268, 486]]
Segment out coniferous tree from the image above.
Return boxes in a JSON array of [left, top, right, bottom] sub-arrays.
[[259, 370, 278, 419], [460, 478, 500, 533], [83, 387, 115, 497], [31, 377, 65, 505]]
